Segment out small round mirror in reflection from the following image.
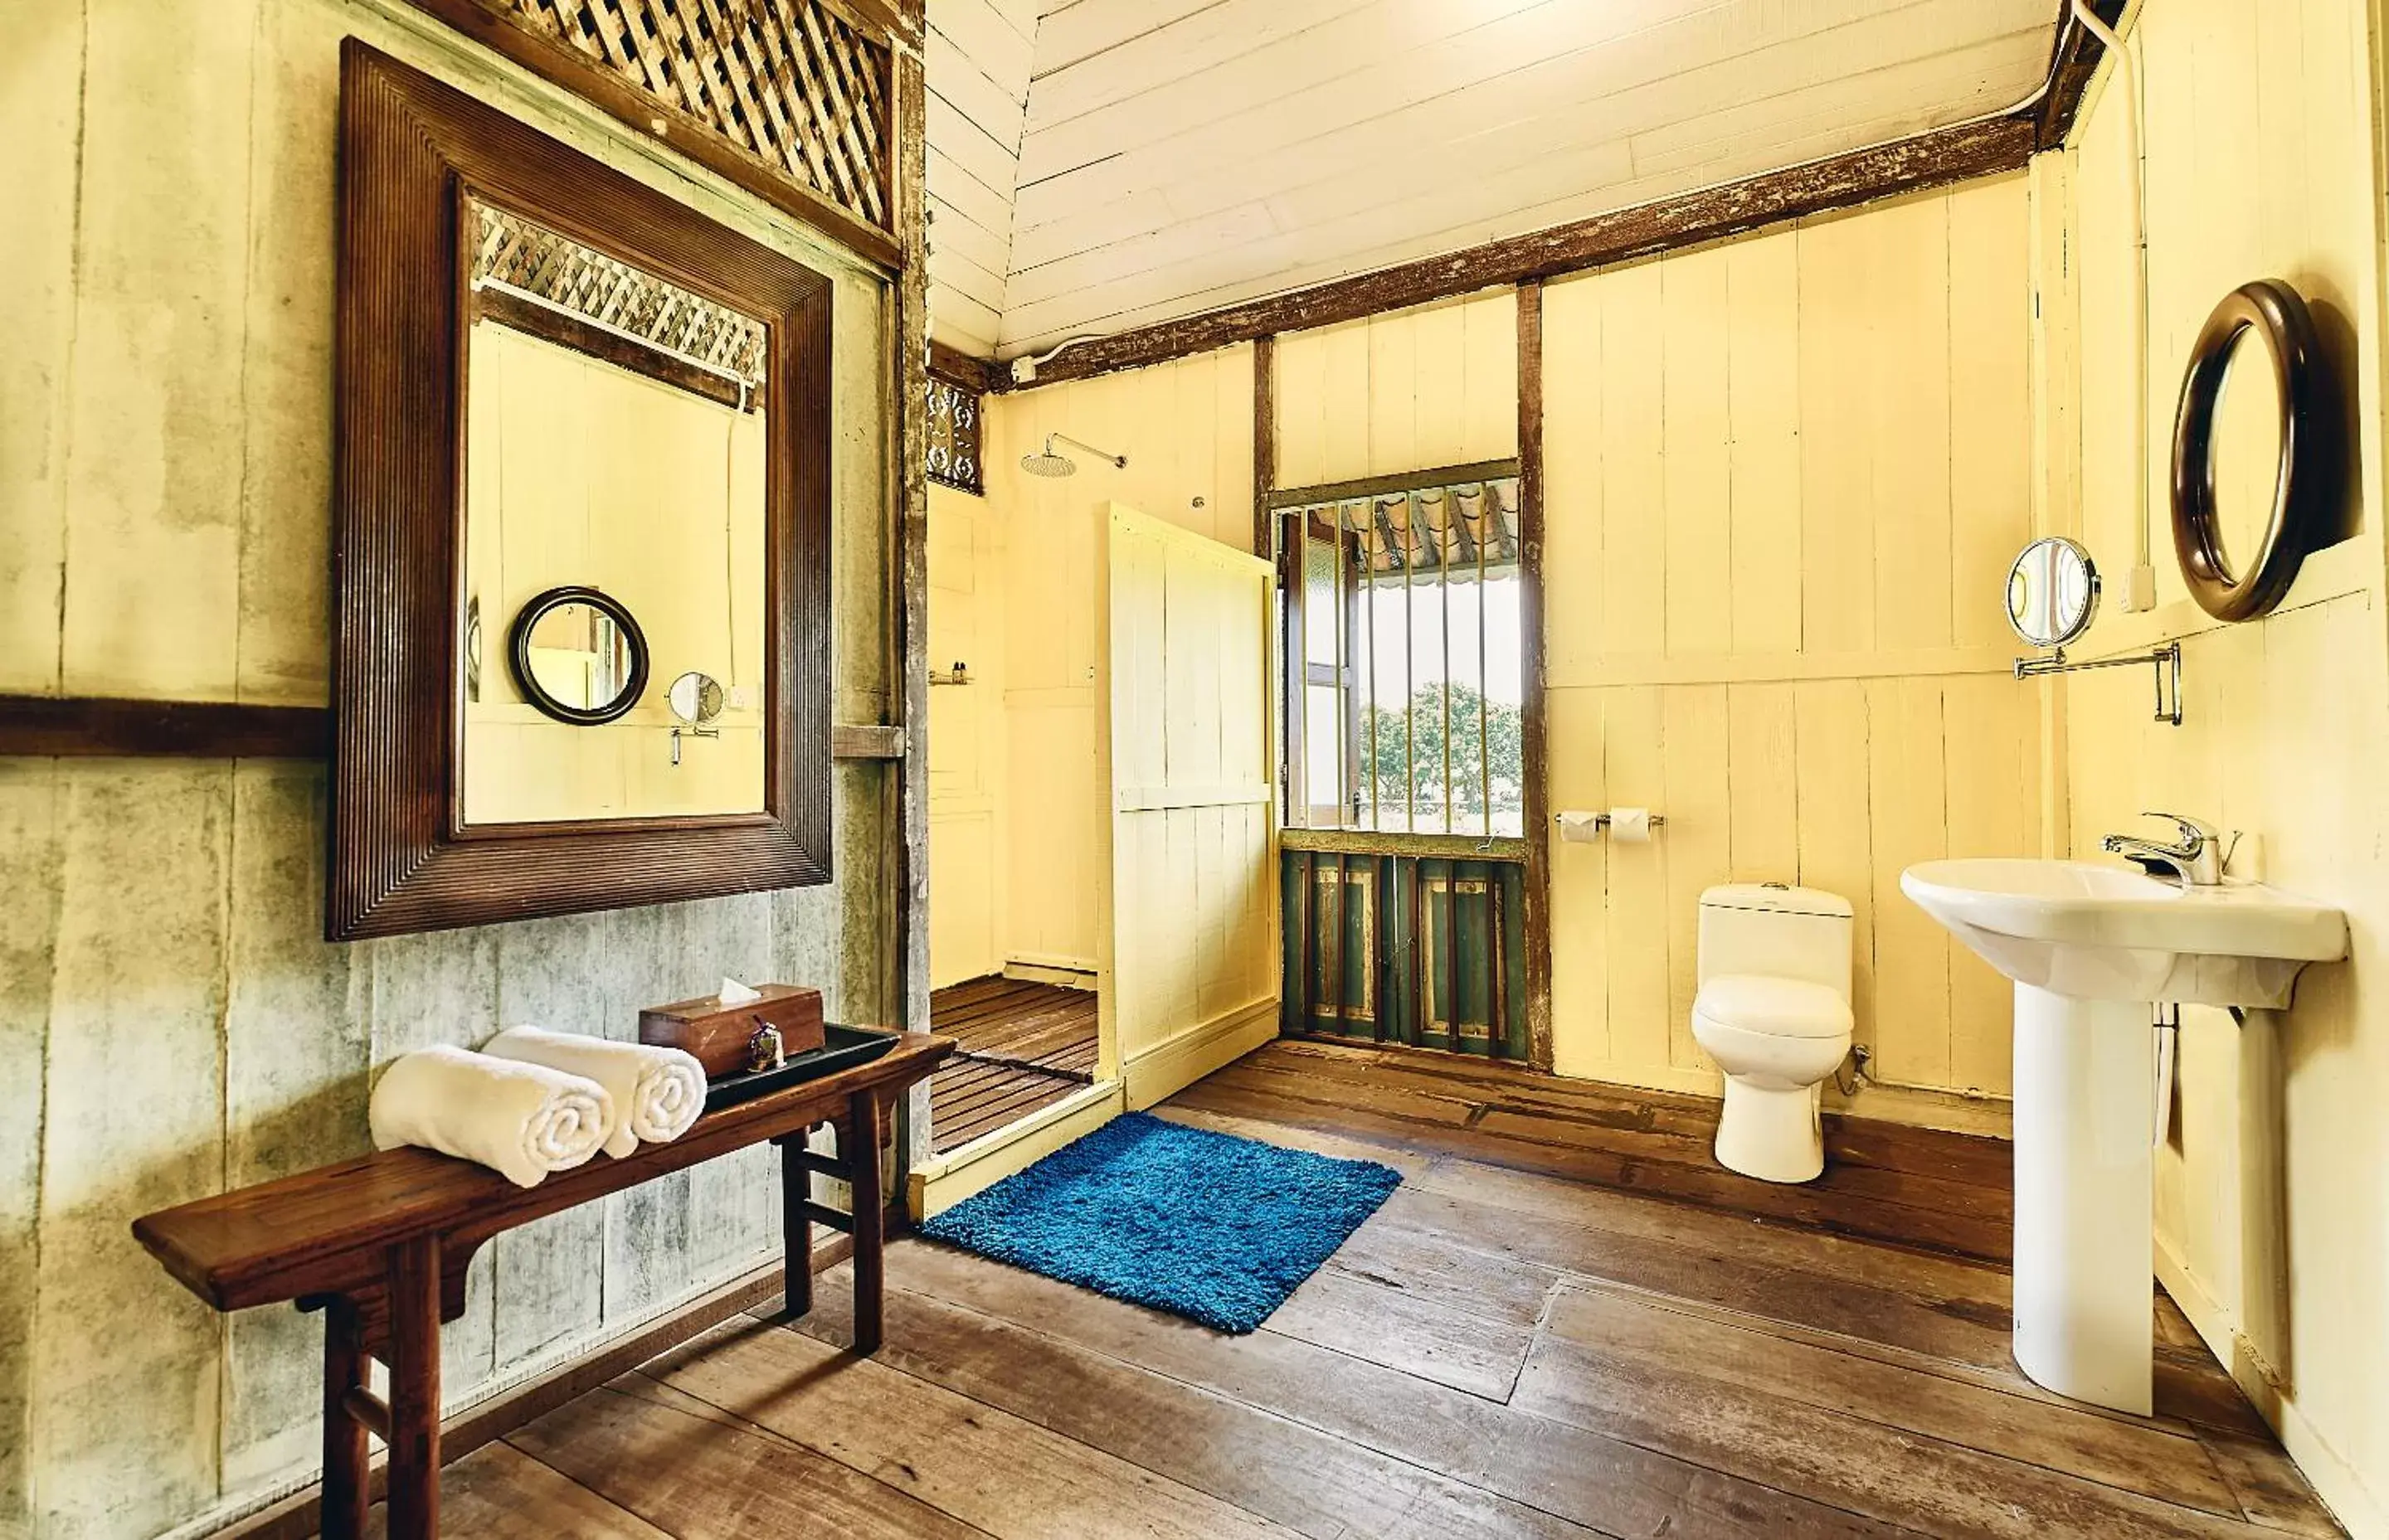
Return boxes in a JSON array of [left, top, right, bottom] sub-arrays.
[[2005, 537, 2100, 649], [508, 586, 648, 726], [668, 671, 726, 727]]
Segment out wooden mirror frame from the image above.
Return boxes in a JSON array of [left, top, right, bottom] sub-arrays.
[[2170, 279, 2336, 623], [329, 43, 833, 940]]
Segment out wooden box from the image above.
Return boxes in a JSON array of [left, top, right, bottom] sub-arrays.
[[639, 984, 825, 1079]]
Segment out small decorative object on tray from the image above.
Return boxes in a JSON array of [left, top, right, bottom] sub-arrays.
[[705, 1024, 903, 1109], [640, 982, 824, 1080]]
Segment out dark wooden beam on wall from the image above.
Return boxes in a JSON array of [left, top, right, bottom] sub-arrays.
[[0, 696, 333, 759], [889, 22, 937, 1170], [927, 338, 1002, 396], [2035, 0, 2129, 150], [1251, 334, 1276, 559], [1514, 282, 1554, 1074], [994, 115, 2034, 391], [475, 286, 755, 413]]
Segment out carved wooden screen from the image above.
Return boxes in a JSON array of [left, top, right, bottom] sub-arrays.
[[925, 375, 981, 494], [409, 0, 900, 264]]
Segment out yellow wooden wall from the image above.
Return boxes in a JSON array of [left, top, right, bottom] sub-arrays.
[[1273, 289, 1519, 485], [961, 347, 1255, 976], [1540, 179, 2041, 1112], [2056, 0, 2389, 1525], [927, 480, 1006, 988], [1104, 507, 1278, 1103]]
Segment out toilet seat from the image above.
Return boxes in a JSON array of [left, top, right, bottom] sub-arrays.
[[1692, 974, 1852, 1040]]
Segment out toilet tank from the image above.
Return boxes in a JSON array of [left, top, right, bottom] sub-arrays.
[[1697, 884, 1854, 998]]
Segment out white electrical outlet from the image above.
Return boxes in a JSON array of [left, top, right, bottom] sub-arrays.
[[729, 685, 755, 708], [2124, 564, 2158, 612]]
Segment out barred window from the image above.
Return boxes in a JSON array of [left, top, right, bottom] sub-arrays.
[[1277, 462, 1525, 837]]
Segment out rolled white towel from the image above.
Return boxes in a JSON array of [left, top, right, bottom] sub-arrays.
[[483, 1026, 707, 1158], [369, 1045, 612, 1188]]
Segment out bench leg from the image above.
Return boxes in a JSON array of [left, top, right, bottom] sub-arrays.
[[385, 1234, 443, 1540], [781, 1131, 812, 1319], [319, 1298, 371, 1540], [848, 1091, 883, 1354]]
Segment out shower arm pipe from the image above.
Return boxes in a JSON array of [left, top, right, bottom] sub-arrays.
[[2070, 0, 2153, 587], [1045, 432, 1128, 469]]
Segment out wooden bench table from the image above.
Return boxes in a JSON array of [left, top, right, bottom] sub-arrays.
[[133, 1030, 953, 1540]]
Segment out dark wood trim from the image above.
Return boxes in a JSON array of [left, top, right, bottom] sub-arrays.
[[1252, 334, 1276, 559], [1516, 280, 1554, 1074], [393, 0, 903, 272], [2035, 0, 2129, 151], [991, 117, 2031, 391], [891, 36, 937, 1169], [0, 696, 333, 758], [474, 284, 756, 412], [927, 337, 1001, 396], [1269, 458, 1523, 511], [330, 44, 834, 940]]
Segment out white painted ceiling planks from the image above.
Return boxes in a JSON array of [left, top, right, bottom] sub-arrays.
[[924, 0, 2057, 360]]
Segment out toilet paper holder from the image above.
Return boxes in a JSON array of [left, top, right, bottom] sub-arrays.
[[1552, 811, 1667, 830]]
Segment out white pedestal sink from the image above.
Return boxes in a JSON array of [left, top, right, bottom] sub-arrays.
[[1900, 858, 2345, 1414]]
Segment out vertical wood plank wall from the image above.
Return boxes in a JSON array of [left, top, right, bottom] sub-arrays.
[[0, 3, 898, 1535], [2057, 0, 2389, 1519], [927, 482, 1005, 986], [1105, 508, 1278, 1100], [971, 347, 1256, 974], [1272, 289, 1520, 487], [1540, 178, 2041, 1109]]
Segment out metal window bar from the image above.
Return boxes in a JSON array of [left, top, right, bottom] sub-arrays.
[[1281, 472, 1522, 838]]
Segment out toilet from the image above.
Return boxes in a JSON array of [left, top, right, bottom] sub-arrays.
[[1691, 883, 1856, 1184]]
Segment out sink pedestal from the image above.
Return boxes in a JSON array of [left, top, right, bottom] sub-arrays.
[[2012, 983, 2153, 1415]]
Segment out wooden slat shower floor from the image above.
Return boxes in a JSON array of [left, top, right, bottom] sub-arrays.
[[365, 1037, 2342, 1539], [927, 975, 1098, 1155]]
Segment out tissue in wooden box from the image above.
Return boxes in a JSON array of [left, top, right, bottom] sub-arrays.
[[639, 984, 825, 1079]]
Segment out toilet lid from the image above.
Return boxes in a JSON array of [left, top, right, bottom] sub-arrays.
[[1693, 974, 1853, 1040]]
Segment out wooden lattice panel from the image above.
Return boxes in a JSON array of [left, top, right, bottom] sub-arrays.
[[474, 202, 770, 391], [507, 0, 890, 230]]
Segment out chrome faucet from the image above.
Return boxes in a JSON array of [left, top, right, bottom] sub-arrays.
[[2101, 810, 2231, 886]]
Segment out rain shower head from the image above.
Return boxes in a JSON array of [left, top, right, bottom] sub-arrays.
[[1019, 432, 1126, 479]]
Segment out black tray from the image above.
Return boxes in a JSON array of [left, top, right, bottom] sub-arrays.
[[703, 1023, 901, 1110]]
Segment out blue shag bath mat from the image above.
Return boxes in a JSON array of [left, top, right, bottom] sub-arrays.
[[917, 1113, 1402, 1334]]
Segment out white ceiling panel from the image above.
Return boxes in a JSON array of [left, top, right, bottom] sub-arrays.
[[925, 0, 2061, 358]]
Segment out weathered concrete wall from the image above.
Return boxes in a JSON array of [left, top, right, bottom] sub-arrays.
[[0, 2, 896, 1535]]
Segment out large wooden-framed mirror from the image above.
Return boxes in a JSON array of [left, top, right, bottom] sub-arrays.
[[328, 42, 833, 940]]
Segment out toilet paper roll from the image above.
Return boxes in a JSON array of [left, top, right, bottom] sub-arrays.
[[1608, 807, 1652, 843], [1556, 810, 1604, 845]]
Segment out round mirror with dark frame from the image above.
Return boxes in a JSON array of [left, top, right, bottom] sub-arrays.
[[2006, 536, 2101, 650], [507, 585, 650, 726], [2171, 279, 2337, 622]]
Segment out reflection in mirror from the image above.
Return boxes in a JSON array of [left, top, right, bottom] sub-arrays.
[[508, 588, 646, 723], [2207, 328, 2285, 585], [2006, 537, 2100, 649], [459, 198, 769, 826], [669, 670, 727, 726]]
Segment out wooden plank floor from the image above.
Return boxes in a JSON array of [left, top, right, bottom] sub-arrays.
[[927, 975, 1098, 1154], [382, 1037, 2342, 1539]]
